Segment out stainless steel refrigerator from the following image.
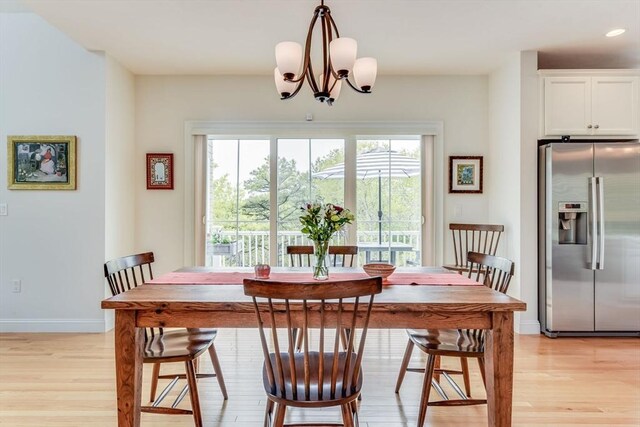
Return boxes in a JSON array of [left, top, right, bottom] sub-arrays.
[[538, 141, 640, 337]]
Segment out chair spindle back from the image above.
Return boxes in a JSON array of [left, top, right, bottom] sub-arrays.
[[461, 251, 514, 348], [450, 224, 504, 269], [243, 278, 382, 401], [286, 245, 314, 267], [104, 252, 160, 341], [287, 245, 358, 268], [329, 245, 358, 267]]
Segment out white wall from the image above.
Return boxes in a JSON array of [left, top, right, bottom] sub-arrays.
[[104, 55, 136, 329], [105, 56, 136, 262], [0, 13, 129, 332], [134, 75, 491, 274], [488, 51, 539, 334]]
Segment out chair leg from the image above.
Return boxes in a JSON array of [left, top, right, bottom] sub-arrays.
[[149, 362, 161, 402], [184, 360, 203, 427], [460, 357, 472, 397], [433, 355, 441, 383], [395, 339, 415, 393], [416, 354, 436, 427], [273, 402, 287, 427], [208, 344, 228, 399], [264, 399, 274, 427], [477, 357, 486, 389], [341, 403, 355, 427]]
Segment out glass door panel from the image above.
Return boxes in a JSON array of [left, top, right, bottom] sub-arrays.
[[206, 139, 270, 267], [356, 139, 421, 266], [277, 138, 345, 266]]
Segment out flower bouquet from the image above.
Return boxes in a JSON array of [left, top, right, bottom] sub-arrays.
[[299, 203, 355, 280]]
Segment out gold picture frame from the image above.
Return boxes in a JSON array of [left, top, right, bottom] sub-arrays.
[[7, 135, 77, 190]]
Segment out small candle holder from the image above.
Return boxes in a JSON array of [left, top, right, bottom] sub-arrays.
[[254, 264, 271, 279]]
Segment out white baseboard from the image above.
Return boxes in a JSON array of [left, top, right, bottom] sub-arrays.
[[0, 319, 106, 333], [517, 319, 541, 335]]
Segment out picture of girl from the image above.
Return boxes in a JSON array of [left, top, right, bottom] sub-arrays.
[[40, 147, 56, 175]]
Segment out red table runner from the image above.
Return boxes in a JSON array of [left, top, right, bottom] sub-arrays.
[[149, 271, 481, 286]]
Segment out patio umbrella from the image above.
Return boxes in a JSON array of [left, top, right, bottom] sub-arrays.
[[313, 148, 421, 247]]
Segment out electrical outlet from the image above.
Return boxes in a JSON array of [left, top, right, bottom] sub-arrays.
[[0, 203, 7, 216], [11, 280, 21, 293]]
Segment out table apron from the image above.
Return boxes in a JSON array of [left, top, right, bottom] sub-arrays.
[[135, 309, 493, 329]]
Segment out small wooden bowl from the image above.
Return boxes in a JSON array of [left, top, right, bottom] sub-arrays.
[[363, 263, 396, 280]]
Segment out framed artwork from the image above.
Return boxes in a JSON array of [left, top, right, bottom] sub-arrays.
[[449, 156, 483, 194], [146, 153, 174, 190], [7, 135, 77, 190]]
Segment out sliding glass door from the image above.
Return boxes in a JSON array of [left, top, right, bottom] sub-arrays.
[[204, 135, 426, 268]]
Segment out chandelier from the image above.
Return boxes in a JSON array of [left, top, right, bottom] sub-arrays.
[[274, 0, 377, 106]]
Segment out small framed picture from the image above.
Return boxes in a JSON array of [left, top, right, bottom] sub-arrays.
[[449, 156, 483, 194], [146, 153, 174, 190], [7, 135, 77, 190]]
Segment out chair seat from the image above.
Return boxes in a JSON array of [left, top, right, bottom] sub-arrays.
[[263, 351, 362, 406], [143, 328, 217, 362], [407, 329, 484, 356]]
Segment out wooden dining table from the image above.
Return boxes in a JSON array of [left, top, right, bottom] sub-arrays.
[[101, 267, 526, 427]]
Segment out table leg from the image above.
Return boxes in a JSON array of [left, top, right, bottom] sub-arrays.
[[485, 311, 514, 427], [114, 310, 143, 427]]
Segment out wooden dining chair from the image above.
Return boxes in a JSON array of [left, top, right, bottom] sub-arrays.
[[104, 252, 228, 426], [394, 252, 514, 427], [286, 245, 314, 267], [444, 224, 504, 274], [243, 276, 383, 427], [330, 245, 358, 267], [286, 245, 358, 267]]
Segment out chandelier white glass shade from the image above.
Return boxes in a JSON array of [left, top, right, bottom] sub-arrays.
[[274, 0, 377, 106]]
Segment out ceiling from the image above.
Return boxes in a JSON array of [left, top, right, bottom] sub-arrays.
[[8, 0, 640, 75]]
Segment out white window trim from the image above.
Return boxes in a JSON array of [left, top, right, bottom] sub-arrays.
[[183, 121, 445, 267]]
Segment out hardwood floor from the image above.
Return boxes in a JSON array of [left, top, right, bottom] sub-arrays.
[[0, 330, 638, 426]]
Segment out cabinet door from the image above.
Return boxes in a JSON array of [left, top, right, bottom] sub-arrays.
[[592, 76, 639, 136], [544, 77, 591, 136]]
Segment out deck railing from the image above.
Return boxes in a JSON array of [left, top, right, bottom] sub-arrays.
[[206, 229, 420, 267]]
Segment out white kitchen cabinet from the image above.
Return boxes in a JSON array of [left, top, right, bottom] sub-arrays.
[[542, 72, 639, 137]]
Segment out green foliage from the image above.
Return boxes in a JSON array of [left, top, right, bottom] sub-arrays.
[[211, 233, 235, 244], [210, 171, 237, 222], [299, 203, 355, 242], [241, 156, 312, 223], [209, 141, 421, 236]]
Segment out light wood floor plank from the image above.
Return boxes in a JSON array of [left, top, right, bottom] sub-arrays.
[[0, 330, 638, 426]]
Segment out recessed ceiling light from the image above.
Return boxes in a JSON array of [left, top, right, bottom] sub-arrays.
[[606, 29, 626, 37]]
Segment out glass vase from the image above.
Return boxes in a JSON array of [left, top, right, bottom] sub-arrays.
[[312, 239, 330, 280]]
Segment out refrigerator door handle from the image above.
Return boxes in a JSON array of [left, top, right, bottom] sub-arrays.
[[597, 176, 605, 270], [590, 177, 598, 270]]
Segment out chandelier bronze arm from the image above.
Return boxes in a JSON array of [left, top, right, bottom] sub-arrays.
[[345, 77, 372, 94]]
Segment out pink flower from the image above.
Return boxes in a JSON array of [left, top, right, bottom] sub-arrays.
[[333, 205, 344, 213]]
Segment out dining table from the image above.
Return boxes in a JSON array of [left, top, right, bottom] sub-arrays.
[[101, 266, 526, 427]]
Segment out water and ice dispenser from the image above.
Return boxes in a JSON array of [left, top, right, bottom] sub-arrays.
[[558, 202, 587, 244]]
